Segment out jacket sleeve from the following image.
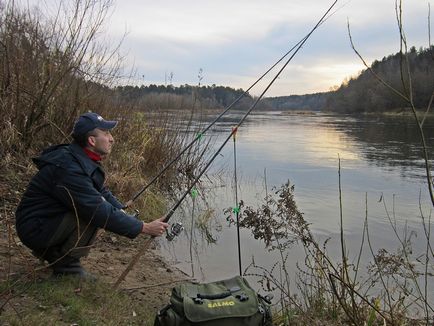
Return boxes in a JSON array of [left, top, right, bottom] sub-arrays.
[[101, 186, 125, 209], [53, 166, 143, 239]]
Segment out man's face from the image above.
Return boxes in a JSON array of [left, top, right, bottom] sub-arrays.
[[88, 128, 114, 157]]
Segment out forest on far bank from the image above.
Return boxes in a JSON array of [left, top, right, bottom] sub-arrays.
[[117, 46, 433, 114], [261, 46, 433, 112]]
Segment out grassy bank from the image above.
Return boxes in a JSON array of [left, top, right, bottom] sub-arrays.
[[1, 277, 155, 325]]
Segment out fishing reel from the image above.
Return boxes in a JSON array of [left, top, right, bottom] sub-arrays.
[[166, 222, 184, 241]]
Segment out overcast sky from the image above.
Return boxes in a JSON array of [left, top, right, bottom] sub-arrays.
[[30, 0, 432, 96]]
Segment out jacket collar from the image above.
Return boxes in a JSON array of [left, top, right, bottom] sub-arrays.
[[83, 147, 102, 162], [69, 143, 103, 177]]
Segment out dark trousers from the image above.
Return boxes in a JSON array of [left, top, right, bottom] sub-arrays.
[[33, 212, 98, 267]]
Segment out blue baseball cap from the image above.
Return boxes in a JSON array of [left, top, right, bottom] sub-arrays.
[[72, 112, 118, 137]]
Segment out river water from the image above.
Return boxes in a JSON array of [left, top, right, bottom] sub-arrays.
[[159, 111, 434, 289]]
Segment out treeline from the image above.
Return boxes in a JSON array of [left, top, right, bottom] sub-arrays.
[[115, 85, 326, 112], [262, 93, 328, 111], [115, 84, 256, 110], [324, 46, 434, 113], [120, 46, 433, 113]]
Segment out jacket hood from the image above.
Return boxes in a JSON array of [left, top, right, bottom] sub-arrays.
[[32, 143, 101, 177], [32, 144, 70, 170]]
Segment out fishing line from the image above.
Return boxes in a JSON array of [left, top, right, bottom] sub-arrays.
[[114, 0, 338, 288]]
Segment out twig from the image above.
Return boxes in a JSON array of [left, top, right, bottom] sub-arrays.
[[421, 91, 434, 127], [347, 20, 409, 102], [364, 213, 395, 324], [113, 237, 154, 289], [121, 277, 194, 291], [329, 273, 390, 323]]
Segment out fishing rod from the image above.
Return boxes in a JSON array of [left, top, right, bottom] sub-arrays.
[[232, 128, 242, 276], [125, 12, 333, 207], [114, 0, 338, 288]]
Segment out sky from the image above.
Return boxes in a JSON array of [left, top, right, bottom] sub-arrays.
[[29, 0, 432, 97]]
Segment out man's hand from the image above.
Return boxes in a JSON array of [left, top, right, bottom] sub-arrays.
[[142, 216, 169, 237]]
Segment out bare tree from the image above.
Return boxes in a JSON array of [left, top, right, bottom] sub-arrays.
[[0, 0, 125, 154]]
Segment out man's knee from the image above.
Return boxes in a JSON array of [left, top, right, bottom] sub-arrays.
[[39, 212, 98, 262]]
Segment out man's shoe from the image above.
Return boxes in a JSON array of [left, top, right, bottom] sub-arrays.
[[31, 249, 44, 259], [52, 262, 97, 281]]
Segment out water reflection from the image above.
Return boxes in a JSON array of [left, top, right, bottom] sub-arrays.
[[322, 114, 434, 179], [239, 115, 362, 167]]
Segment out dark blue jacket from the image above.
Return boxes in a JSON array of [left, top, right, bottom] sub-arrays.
[[16, 143, 143, 249]]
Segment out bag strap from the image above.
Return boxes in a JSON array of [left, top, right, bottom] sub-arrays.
[[197, 291, 232, 300], [193, 285, 244, 304]]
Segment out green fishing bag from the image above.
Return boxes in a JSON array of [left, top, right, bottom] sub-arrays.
[[154, 275, 272, 326]]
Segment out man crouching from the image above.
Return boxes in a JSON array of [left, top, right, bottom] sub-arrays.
[[15, 112, 169, 278]]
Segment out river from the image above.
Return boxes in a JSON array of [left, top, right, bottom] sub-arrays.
[[159, 111, 433, 292]]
